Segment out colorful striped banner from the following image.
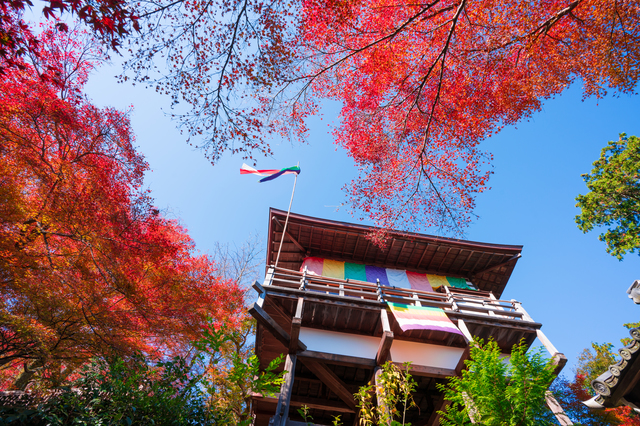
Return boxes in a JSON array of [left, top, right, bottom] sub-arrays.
[[240, 164, 300, 182], [387, 302, 463, 334], [300, 257, 473, 291]]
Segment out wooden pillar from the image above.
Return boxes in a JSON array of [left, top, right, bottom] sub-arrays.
[[271, 354, 297, 426], [374, 367, 392, 426], [376, 309, 393, 365], [289, 297, 304, 354], [461, 392, 478, 424], [545, 391, 574, 425]]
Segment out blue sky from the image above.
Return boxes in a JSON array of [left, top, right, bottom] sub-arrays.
[[85, 60, 640, 374]]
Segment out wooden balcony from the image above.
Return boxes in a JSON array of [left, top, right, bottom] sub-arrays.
[[255, 266, 543, 354]]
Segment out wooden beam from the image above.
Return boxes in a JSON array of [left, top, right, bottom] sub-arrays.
[[376, 331, 393, 365], [290, 395, 355, 414], [393, 362, 456, 379], [376, 308, 393, 365], [249, 302, 307, 352], [262, 285, 384, 310], [457, 318, 473, 343], [253, 394, 356, 414], [536, 329, 559, 357], [272, 216, 307, 254], [446, 312, 542, 330], [298, 350, 376, 368], [272, 354, 297, 426], [426, 395, 446, 426], [253, 279, 265, 295], [301, 358, 357, 411], [380, 308, 391, 332], [473, 253, 521, 277], [545, 391, 574, 425], [253, 279, 267, 307]]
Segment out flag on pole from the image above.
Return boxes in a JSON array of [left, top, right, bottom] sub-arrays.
[[240, 164, 301, 183]]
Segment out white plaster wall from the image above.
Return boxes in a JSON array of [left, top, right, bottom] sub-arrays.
[[299, 327, 379, 359], [299, 327, 465, 370], [390, 340, 464, 369]]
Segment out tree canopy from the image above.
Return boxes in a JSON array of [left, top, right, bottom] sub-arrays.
[[576, 134, 640, 260], [0, 0, 139, 72], [0, 27, 244, 390], [2, 0, 638, 234], [119, 0, 640, 235]]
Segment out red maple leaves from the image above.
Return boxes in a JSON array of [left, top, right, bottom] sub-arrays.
[[285, 0, 640, 234], [0, 28, 243, 389]]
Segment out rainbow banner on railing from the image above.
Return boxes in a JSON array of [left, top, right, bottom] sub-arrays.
[[387, 302, 463, 334], [300, 257, 472, 291]]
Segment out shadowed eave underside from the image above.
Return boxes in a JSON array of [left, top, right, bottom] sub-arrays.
[[266, 208, 523, 298]]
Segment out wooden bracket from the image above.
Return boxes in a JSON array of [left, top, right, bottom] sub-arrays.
[[249, 302, 307, 352], [272, 216, 306, 253], [552, 352, 567, 376], [301, 358, 357, 411], [426, 394, 446, 426], [376, 331, 394, 365]]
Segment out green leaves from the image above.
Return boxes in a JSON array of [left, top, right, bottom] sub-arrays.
[[437, 339, 556, 426], [35, 354, 211, 426], [576, 134, 640, 260], [196, 318, 285, 425], [356, 362, 417, 426]]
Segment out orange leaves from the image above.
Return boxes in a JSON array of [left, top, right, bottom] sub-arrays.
[[0, 30, 243, 389]]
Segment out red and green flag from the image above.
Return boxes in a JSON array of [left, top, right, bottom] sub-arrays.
[[240, 163, 300, 183]]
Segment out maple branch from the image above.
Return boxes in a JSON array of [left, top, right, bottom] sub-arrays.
[[137, 0, 185, 19], [282, 0, 447, 96]]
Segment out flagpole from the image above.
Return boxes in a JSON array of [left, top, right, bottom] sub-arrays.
[[274, 163, 298, 269]]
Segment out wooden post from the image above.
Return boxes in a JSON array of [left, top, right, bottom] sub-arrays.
[[412, 292, 422, 306], [376, 279, 385, 302], [457, 319, 473, 343], [299, 266, 307, 291], [511, 300, 534, 322], [376, 309, 393, 365], [271, 354, 297, 426], [264, 266, 275, 287], [374, 367, 391, 426], [545, 391, 574, 425], [289, 297, 304, 354], [444, 286, 459, 311], [461, 392, 478, 424]]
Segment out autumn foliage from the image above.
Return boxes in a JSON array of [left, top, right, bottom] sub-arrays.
[[0, 0, 137, 75], [0, 28, 243, 390], [119, 0, 640, 235]]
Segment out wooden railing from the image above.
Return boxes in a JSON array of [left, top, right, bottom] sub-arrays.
[[265, 266, 531, 323]]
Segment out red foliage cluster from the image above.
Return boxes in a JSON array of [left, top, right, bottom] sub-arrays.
[[287, 0, 640, 234], [0, 28, 243, 389], [0, 0, 138, 74]]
